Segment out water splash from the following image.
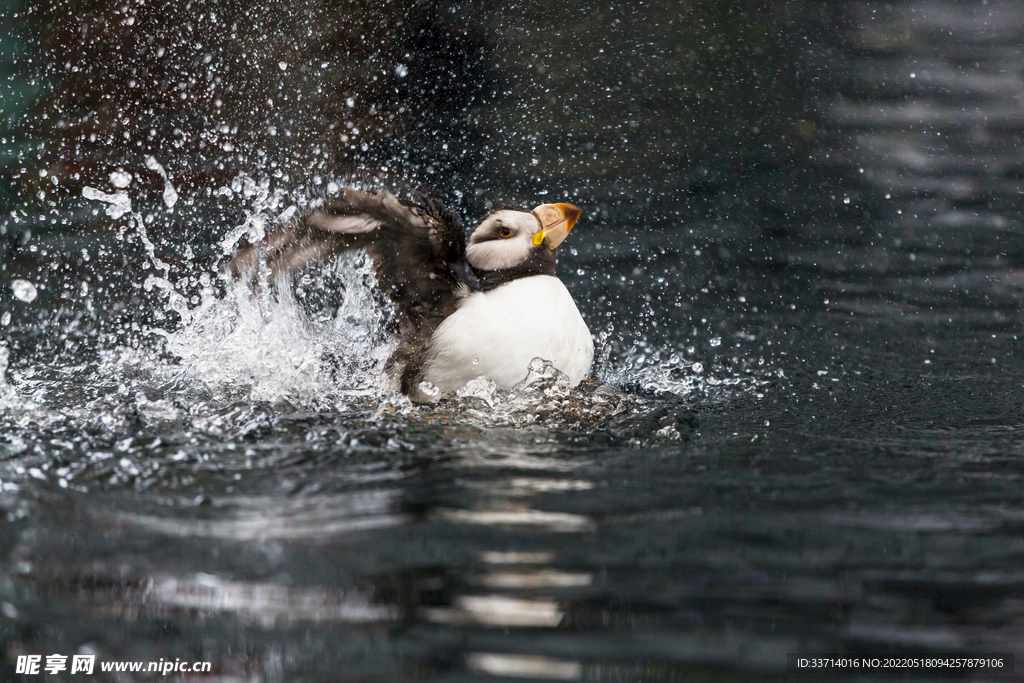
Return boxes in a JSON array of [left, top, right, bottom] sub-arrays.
[[82, 185, 169, 275], [144, 155, 179, 209], [146, 251, 395, 409], [68, 166, 778, 449], [375, 359, 697, 446], [78, 168, 396, 412], [601, 343, 774, 403], [109, 170, 132, 188], [217, 175, 279, 256], [0, 342, 14, 410], [82, 186, 132, 220], [0, 164, 780, 499], [0, 341, 49, 427], [10, 279, 37, 303]]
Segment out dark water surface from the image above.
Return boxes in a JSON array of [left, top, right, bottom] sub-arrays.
[[1, 1, 1023, 681]]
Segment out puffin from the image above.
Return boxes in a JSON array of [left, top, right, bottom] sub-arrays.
[[229, 188, 593, 402]]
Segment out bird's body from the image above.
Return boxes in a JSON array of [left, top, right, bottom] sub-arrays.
[[417, 275, 593, 396], [229, 188, 592, 401]]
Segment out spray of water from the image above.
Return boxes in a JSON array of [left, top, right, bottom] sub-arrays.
[[76, 172, 396, 411], [152, 251, 395, 408], [0, 163, 775, 435]]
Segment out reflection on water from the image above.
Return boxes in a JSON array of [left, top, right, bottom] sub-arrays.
[[429, 595, 565, 628], [437, 509, 594, 533], [1, 0, 1024, 681], [466, 653, 582, 680], [148, 574, 396, 625], [475, 569, 592, 590], [116, 491, 404, 539]]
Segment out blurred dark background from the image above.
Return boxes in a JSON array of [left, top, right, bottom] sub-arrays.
[[1, 0, 842, 221]]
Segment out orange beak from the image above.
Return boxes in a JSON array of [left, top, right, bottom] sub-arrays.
[[532, 202, 582, 250]]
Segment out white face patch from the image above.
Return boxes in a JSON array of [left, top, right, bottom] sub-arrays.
[[466, 210, 542, 271]]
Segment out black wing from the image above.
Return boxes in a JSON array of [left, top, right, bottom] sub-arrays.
[[229, 188, 479, 377]]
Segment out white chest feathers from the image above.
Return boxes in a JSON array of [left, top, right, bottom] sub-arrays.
[[420, 275, 594, 394]]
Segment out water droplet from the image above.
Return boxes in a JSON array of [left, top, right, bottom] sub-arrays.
[[456, 376, 497, 407], [709, 337, 721, 347], [144, 156, 178, 208], [109, 170, 132, 188], [11, 279, 37, 303], [418, 381, 440, 399]]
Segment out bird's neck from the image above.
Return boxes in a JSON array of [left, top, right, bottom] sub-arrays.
[[472, 254, 556, 292]]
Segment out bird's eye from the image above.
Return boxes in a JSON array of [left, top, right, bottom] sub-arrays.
[[499, 226, 512, 238]]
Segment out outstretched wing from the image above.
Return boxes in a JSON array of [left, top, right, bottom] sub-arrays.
[[228, 188, 478, 375]]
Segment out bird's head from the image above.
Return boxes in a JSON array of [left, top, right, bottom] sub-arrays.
[[466, 202, 582, 272]]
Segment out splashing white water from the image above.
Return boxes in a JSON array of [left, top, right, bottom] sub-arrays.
[[144, 155, 179, 209], [75, 167, 772, 423], [0, 342, 49, 424], [0, 342, 12, 410], [81, 169, 396, 411], [151, 251, 395, 408], [82, 186, 133, 220]]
